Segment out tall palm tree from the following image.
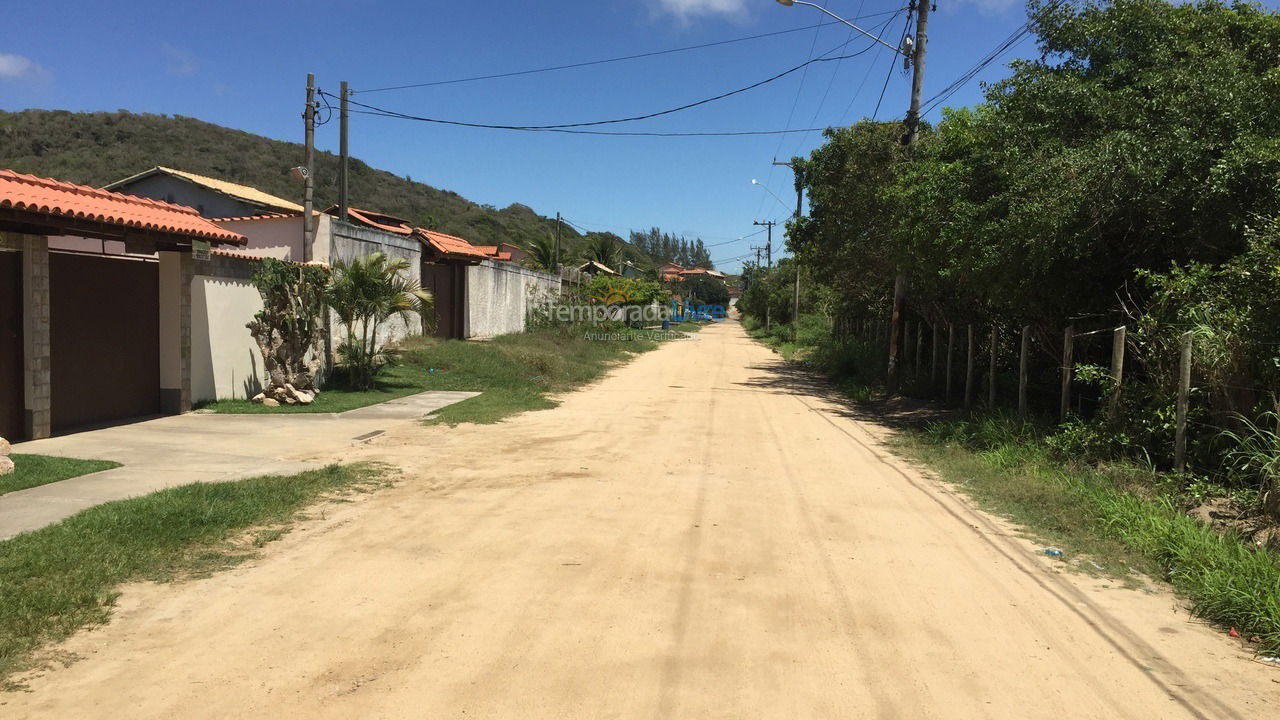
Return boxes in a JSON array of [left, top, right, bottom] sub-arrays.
[[583, 234, 621, 271], [522, 233, 558, 272], [326, 252, 433, 389]]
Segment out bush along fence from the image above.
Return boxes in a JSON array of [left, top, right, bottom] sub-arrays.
[[841, 313, 1280, 484]]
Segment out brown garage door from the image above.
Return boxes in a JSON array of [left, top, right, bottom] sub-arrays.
[[0, 252, 21, 440], [422, 262, 466, 339], [50, 252, 160, 432]]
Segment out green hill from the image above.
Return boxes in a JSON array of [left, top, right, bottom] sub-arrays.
[[0, 108, 614, 255]]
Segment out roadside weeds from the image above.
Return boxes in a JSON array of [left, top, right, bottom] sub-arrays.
[[0, 462, 388, 686]]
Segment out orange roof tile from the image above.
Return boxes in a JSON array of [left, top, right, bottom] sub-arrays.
[[0, 170, 245, 244], [416, 228, 489, 261]]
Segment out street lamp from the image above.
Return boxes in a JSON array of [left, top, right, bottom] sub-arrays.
[[774, 0, 908, 57], [747, 178, 788, 213]]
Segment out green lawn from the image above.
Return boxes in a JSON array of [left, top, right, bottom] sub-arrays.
[[1, 455, 121, 497], [0, 463, 384, 684], [202, 322, 706, 423]]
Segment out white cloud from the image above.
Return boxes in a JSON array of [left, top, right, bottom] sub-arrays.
[[0, 53, 53, 83], [162, 44, 198, 76], [655, 0, 749, 21], [952, 0, 1020, 15]]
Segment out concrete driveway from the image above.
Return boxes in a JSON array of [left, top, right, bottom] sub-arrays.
[[0, 390, 478, 539]]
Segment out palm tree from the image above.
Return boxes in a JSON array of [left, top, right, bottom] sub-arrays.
[[522, 233, 558, 272], [583, 234, 621, 271], [326, 252, 433, 390]]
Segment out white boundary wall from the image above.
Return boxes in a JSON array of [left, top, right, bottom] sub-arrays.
[[466, 261, 561, 339]]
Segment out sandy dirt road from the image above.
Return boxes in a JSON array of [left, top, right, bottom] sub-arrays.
[[4, 321, 1278, 719]]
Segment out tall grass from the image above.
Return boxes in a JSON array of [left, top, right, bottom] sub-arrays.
[[907, 414, 1280, 653]]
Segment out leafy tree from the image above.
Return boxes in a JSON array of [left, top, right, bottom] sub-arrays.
[[246, 259, 329, 399], [326, 253, 433, 390]]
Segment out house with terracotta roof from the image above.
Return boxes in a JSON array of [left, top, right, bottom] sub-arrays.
[[0, 170, 245, 440], [105, 166, 304, 219]]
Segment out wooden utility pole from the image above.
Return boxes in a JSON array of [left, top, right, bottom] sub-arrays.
[[887, 1, 933, 394], [988, 326, 998, 408], [1018, 325, 1031, 417], [903, 0, 931, 145], [965, 324, 976, 410], [1060, 326, 1075, 423], [1110, 326, 1126, 408], [754, 221, 775, 330], [1175, 331, 1193, 472], [302, 73, 315, 263], [772, 158, 805, 328], [338, 81, 350, 222], [753, 220, 775, 267], [554, 212, 562, 273]]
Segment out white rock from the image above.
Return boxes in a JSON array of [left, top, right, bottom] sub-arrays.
[[294, 390, 314, 405], [0, 455, 13, 475], [251, 392, 265, 404], [0, 436, 9, 456], [262, 398, 280, 407]]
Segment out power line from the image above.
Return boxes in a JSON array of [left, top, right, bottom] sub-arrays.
[[789, 0, 875, 157], [354, 9, 908, 94], [343, 108, 836, 137], [919, 0, 1069, 117], [326, 36, 886, 134], [871, 9, 913, 120]]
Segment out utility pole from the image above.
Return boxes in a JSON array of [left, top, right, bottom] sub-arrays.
[[554, 212, 562, 273], [302, 73, 316, 263], [753, 220, 775, 267], [338, 80, 350, 222], [773, 158, 804, 328], [886, 0, 932, 395], [903, 0, 931, 145]]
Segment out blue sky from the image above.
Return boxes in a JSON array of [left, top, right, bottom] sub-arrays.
[[4, 0, 1039, 271]]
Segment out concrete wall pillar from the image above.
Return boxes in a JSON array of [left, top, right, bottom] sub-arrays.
[[21, 234, 51, 439], [158, 251, 193, 413]]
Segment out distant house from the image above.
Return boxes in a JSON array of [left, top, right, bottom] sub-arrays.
[[619, 260, 647, 279], [105, 166, 304, 219], [577, 259, 618, 277], [657, 262, 684, 282], [657, 263, 725, 283], [678, 267, 727, 281], [474, 242, 528, 264]]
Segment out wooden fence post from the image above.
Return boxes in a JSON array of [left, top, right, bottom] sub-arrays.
[[965, 324, 976, 410], [932, 323, 940, 390], [988, 326, 998, 408], [1110, 326, 1126, 408], [1175, 331, 1192, 472], [1018, 325, 1031, 417], [915, 320, 924, 381], [904, 320, 913, 380], [1060, 325, 1074, 423], [946, 323, 955, 403]]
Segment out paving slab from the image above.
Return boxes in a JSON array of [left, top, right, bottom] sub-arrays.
[[0, 390, 479, 539]]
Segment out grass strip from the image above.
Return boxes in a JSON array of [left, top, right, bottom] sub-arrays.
[[898, 421, 1280, 653], [202, 322, 705, 422], [0, 463, 384, 682], [1, 455, 121, 497]]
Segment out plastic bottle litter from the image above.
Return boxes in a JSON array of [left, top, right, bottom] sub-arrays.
[[1044, 548, 1064, 557]]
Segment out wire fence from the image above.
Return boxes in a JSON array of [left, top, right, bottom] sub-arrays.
[[841, 312, 1280, 477]]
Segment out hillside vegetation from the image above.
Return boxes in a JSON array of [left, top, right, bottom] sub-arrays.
[[0, 108, 590, 251]]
